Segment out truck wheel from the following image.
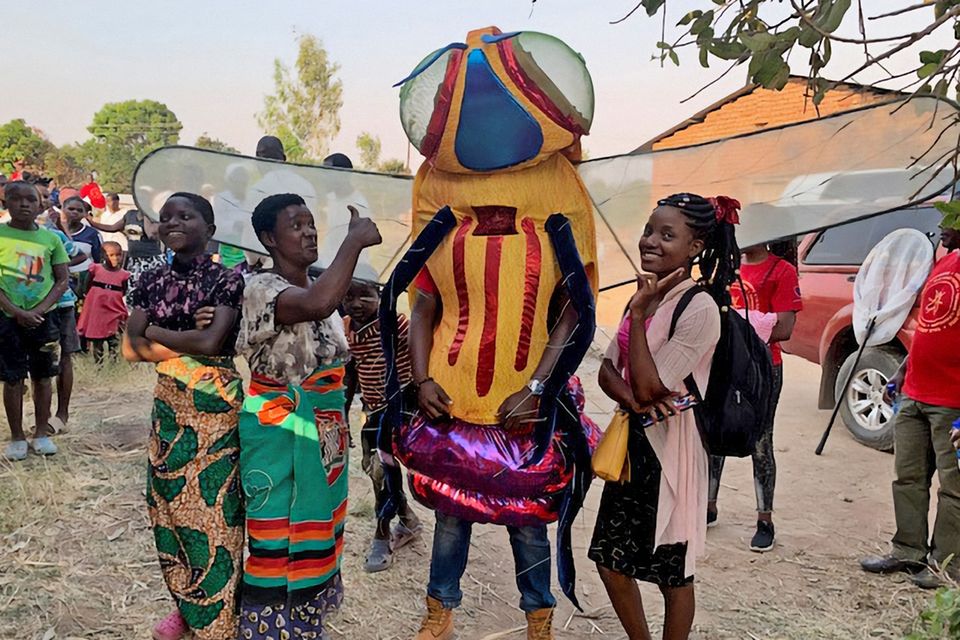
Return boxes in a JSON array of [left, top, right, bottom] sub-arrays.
[[836, 347, 903, 451], [834, 346, 904, 452]]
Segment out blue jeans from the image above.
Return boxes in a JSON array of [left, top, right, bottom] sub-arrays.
[[428, 512, 556, 612]]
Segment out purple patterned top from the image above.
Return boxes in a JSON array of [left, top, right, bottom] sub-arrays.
[[129, 255, 244, 355]]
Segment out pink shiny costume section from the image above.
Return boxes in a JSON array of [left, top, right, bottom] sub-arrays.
[[396, 377, 601, 527]]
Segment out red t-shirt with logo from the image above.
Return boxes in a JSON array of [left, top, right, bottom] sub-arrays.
[[903, 251, 960, 409], [730, 254, 803, 366]]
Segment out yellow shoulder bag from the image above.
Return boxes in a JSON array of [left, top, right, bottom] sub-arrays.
[[591, 409, 631, 483]]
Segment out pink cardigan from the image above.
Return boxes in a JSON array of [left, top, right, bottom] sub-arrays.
[[604, 279, 720, 578]]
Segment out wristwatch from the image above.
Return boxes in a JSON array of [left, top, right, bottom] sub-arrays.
[[527, 378, 546, 397]]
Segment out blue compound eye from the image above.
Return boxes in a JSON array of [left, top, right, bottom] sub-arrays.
[[454, 49, 543, 172]]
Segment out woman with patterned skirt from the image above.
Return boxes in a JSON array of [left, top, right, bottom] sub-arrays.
[[237, 193, 381, 639], [123, 193, 245, 640], [589, 194, 741, 640]]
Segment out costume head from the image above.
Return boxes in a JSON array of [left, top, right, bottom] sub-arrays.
[[398, 27, 594, 173]]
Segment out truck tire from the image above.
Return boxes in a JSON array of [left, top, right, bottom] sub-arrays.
[[834, 346, 904, 452]]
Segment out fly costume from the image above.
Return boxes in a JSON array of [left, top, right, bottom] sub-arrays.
[[380, 27, 601, 607]]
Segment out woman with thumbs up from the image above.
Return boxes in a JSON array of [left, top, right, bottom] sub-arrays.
[[235, 193, 381, 640]]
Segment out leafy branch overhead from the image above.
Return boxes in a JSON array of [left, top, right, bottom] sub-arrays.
[[617, 1, 960, 107]]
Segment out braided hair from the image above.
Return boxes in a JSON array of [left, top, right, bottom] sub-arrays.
[[656, 192, 741, 308]]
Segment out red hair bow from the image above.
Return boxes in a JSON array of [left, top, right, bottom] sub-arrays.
[[708, 196, 741, 225]]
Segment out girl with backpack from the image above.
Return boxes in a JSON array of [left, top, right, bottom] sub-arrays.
[[589, 193, 740, 640]]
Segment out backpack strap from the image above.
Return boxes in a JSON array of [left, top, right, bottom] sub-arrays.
[[669, 285, 707, 402]]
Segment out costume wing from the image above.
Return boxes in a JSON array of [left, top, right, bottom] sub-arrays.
[[133, 96, 958, 287], [580, 96, 960, 290], [132, 146, 416, 279]]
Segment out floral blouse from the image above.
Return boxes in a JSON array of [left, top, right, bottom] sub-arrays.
[[128, 255, 244, 355], [237, 272, 350, 384]]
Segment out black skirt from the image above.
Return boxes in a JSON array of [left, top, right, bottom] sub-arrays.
[[588, 414, 693, 587]]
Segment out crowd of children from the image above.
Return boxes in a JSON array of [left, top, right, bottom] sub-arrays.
[[0, 176, 134, 459]]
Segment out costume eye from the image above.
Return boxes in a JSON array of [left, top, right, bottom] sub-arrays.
[[503, 31, 594, 134], [399, 44, 467, 154]]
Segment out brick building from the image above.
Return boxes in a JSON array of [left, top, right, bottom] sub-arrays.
[[636, 76, 898, 152]]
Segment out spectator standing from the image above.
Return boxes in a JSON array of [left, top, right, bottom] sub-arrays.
[[99, 193, 128, 251], [0, 182, 70, 460], [123, 193, 245, 640], [58, 196, 102, 299], [861, 218, 960, 588], [78, 241, 130, 364], [342, 266, 422, 573], [590, 194, 739, 640], [707, 242, 801, 551], [45, 225, 88, 435]]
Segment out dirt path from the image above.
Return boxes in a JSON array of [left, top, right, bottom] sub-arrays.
[[0, 354, 934, 639]]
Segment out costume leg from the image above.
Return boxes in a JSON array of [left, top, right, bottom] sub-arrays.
[[891, 398, 935, 562], [427, 512, 473, 609], [926, 402, 960, 566], [507, 524, 556, 613]]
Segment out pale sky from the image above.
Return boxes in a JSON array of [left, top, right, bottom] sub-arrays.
[[1, 1, 951, 167]]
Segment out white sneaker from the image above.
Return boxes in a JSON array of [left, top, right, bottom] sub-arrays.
[[30, 437, 58, 456], [3, 440, 28, 461]]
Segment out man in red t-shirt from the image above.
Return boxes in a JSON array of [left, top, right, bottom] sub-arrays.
[[862, 221, 960, 588], [708, 242, 802, 552]]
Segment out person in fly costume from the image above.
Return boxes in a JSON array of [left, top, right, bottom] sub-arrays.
[[378, 27, 601, 640]]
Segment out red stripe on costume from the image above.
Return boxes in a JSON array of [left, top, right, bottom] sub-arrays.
[[448, 219, 473, 366], [496, 40, 586, 136], [515, 218, 541, 371], [477, 236, 503, 397], [421, 50, 464, 160]]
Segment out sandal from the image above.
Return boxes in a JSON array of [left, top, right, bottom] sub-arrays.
[[392, 520, 423, 551], [29, 437, 58, 456], [48, 417, 68, 435], [3, 441, 28, 462], [364, 537, 393, 573], [152, 610, 188, 640]]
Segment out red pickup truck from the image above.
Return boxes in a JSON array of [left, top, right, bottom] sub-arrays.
[[783, 206, 944, 451]]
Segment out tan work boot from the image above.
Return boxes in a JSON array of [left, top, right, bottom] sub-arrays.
[[525, 607, 555, 640], [415, 596, 454, 640]]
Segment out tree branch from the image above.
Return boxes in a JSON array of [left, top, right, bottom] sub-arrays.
[[869, 2, 934, 21]]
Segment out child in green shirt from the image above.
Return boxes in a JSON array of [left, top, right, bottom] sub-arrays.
[[0, 181, 70, 461]]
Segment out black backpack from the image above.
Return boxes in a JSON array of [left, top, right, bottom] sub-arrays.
[[670, 286, 774, 457]]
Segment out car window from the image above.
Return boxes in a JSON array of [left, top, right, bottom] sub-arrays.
[[803, 207, 941, 266]]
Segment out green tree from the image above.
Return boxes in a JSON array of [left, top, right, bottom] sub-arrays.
[[0, 119, 55, 174], [356, 131, 382, 170], [195, 133, 240, 154], [355, 131, 409, 174], [42, 144, 89, 186], [378, 158, 410, 175], [617, 1, 960, 105], [611, 1, 960, 182], [257, 34, 343, 162], [86, 99, 182, 192]]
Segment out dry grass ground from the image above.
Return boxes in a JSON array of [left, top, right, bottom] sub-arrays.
[[0, 351, 941, 639]]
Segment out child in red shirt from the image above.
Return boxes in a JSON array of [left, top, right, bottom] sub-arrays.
[[708, 242, 802, 552], [77, 241, 130, 364]]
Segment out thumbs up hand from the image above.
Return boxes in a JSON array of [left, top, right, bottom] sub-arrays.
[[346, 205, 382, 249]]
